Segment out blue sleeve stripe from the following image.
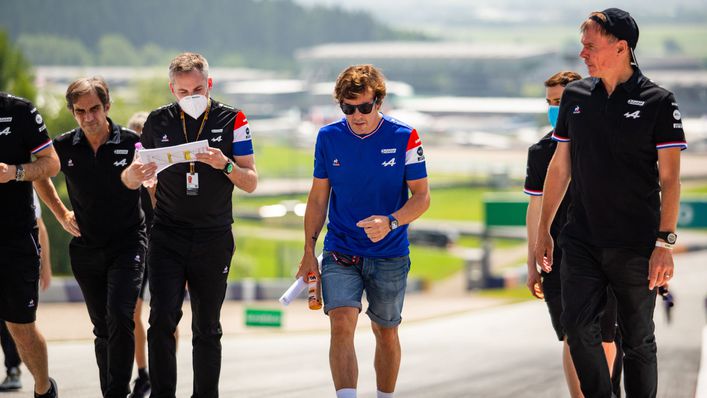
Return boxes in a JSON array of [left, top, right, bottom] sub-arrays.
[[232, 141, 254, 156]]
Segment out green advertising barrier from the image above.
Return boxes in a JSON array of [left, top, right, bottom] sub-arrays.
[[483, 193, 707, 229], [678, 197, 707, 228], [245, 308, 282, 328], [483, 193, 528, 227]]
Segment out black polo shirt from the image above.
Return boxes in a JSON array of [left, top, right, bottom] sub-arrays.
[[54, 119, 146, 247], [552, 69, 687, 247], [141, 99, 253, 230], [0, 93, 52, 239], [524, 131, 570, 241]]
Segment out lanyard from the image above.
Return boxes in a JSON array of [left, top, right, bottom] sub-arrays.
[[180, 98, 211, 143], [180, 98, 211, 174]]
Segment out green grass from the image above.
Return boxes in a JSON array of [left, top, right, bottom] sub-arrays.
[[476, 286, 535, 303], [423, 187, 486, 221], [408, 246, 465, 281], [253, 142, 313, 179], [684, 184, 707, 194], [231, 235, 304, 279]]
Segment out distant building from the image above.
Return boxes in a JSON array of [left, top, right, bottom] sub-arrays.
[[296, 41, 560, 96]]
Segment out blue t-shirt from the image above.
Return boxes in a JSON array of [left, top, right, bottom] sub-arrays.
[[313, 114, 427, 257]]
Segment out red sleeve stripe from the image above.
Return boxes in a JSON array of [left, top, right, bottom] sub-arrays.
[[406, 129, 422, 151]]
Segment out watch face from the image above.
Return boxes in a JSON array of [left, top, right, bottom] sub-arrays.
[[391, 220, 399, 230], [667, 233, 677, 244], [224, 162, 234, 174]]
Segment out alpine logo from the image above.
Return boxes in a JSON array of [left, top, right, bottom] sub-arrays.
[[161, 134, 169, 142], [573, 106, 581, 114], [114, 158, 127, 167], [382, 157, 396, 167], [624, 110, 641, 119], [211, 136, 222, 142], [0, 126, 10, 136]]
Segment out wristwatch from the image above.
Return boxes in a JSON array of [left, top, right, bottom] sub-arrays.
[[657, 231, 677, 244], [387, 214, 399, 231], [222, 159, 234, 175], [15, 164, 25, 181]]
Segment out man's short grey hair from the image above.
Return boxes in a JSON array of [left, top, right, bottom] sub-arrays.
[[168, 52, 209, 83]]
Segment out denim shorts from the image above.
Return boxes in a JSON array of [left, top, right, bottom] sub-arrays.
[[320, 250, 411, 328]]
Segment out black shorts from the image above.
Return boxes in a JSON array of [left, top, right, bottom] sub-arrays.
[[0, 229, 41, 324], [542, 250, 618, 342]]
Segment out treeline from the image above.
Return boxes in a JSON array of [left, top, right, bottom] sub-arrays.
[[1, 0, 427, 69]]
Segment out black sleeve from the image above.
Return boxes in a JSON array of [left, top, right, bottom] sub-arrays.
[[19, 101, 52, 154], [523, 144, 548, 196], [552, 90, 571, 142], [141, 113, 156, 149], [654, 92, 687, 150]]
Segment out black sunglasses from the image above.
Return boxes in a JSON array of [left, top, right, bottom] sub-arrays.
[[340, 98, 377, 115], [331, 251, 362, 266]]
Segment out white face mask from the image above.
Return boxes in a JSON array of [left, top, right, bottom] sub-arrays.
[[178, 94, 208, 119]]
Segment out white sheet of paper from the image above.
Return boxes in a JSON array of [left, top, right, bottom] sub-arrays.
[[279, 277, 307, 306], [279, 254, 323, 306], [138, 140, 210, 174]]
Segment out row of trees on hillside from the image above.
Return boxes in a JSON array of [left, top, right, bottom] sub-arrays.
[[1, 0, 427, 69]]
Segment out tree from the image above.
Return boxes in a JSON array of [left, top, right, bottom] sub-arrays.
[[0, 30, 36, 101]]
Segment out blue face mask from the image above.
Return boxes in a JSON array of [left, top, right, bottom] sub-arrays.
[[547, 105, 560, 129]]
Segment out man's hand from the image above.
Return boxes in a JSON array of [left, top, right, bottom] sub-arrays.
[[122, 159, 157, 189], [296, 252, 320, 281], [534, 231, 555, 273], [356, 215, 391, 243], [0, 163, 16, 183], [59, 210, 81, 237], [196, 147, 228, 170], [526, 264, 544, 299], [648, 246, 674, 290]]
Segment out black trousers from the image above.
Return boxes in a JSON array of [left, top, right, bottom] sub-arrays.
[[70, 239, 145, 398], [560, 236, 657, 398], [147, 224, 233, 398], [0, 321, 21, 370]]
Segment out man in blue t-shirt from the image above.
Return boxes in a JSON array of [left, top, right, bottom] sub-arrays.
[[297, 64, 430, 398]]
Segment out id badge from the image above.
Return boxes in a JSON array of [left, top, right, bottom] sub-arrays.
[[186, 172, 199, 196]]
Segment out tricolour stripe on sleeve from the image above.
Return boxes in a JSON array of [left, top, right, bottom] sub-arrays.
[[232, 112, 251, 143], [551, 132, 570, 142], [31, 139, 53, 154], [656, 141, 687, 151], [404, 129, 425, 166], [523, 188, 543, 196]]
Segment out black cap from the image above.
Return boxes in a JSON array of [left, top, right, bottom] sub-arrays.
[[590, 8, 640, 66]]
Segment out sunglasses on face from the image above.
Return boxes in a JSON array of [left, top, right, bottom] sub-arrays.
[[340, 98, 377, 115]]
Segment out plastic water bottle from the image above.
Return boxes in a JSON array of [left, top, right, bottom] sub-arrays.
[[307, 272, 322, 310], [134, 142, 157, 188]]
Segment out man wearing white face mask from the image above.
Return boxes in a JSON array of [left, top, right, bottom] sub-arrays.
[[122, 52, 257, 398], [524, 71, 623, 398]]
